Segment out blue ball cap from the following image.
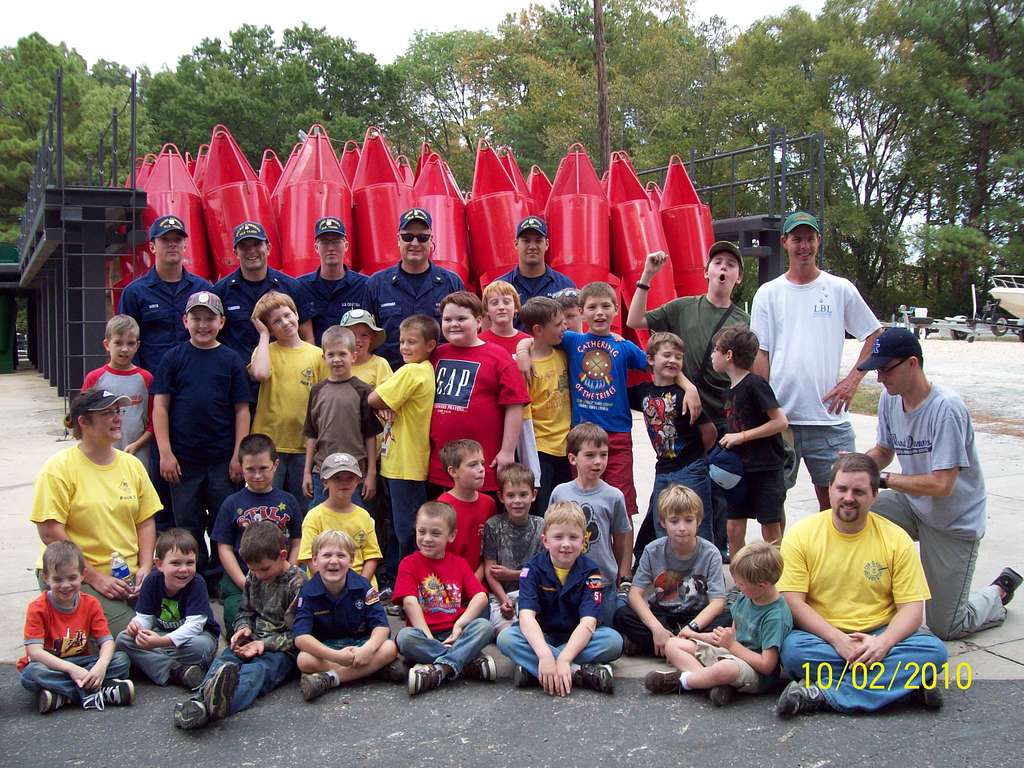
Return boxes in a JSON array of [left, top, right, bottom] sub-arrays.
[[516, 216, 548, 238], [314, 216, 347, 238], [857, 328, 922, 371], [148, 215, 188, 241], [233, 221, 269, 247], [707, 446, 747, 506], [399, 208, 432, 230]]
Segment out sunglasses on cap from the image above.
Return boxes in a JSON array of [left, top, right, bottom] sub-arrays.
[[400, 232, 432, 244], [551, 288, 579, 299]]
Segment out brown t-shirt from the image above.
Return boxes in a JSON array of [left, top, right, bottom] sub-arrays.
[[302, 377, 383, 473]]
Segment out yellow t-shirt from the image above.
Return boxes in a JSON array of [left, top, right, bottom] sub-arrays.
[[374, 360, 434, 481], [351, 355, 393, 389], [251, 341, 329, 453], [554, 565, 571, 585], [31, 446, 162, 573], [778, 510, 931, 632], [299, 502, 382, 587], [529, 350, 571, 457]]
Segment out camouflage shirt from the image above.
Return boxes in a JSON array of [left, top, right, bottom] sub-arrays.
[[234, 565, 307, 653]]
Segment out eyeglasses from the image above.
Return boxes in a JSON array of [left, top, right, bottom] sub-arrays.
[[400, 233, 431, 244], [880, 357, 909, 374], [94, 407, 125, 418]]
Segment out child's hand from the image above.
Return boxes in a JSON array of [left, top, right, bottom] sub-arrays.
[[719, 432, 745, 450], [487, 564, 516, 581], [652, 626, 673, 657], [500, 599, 515, 619], [229, 453, 243, 483], [678, 625, 697, 640], [351, 644, 374, 667], [124, 439, 141, 456], [160, 450, 182, 484], [302, 473, 314, 499], [642, 250, 669, 281], [682, 385, 703, 425], [230, 627, 252, 651], [546, 658, 574, 697], [125, 618, 142, 637], [712, 626, 736, 651], [362, 474, 377, 501], [491, 449, 515, 472], [79, 661, 107, 691], [379, 408, 395, 423], [136, 628, 167, 649], [237, 639, 265, 658], [333, 647, 356, 667], [537, 655, 565, 697], [251, 314, 270, 337], [443, 624, 464, 646], [68, 663, 92, 688]]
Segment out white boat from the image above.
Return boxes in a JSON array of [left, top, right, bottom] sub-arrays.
[[990, 275, 1024, 319]]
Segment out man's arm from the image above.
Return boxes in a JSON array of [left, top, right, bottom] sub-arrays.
[[782, 591, 859, 661], [752, 350, 770, 381], [867, 442, 958, 497], [850, 600, 925, 664], [822, 327, 883, 414]]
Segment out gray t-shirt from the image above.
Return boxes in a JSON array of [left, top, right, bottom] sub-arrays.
[[633, 536, 726, 612], [82, 365, 152, 467], [481, 514, 544, 591], [549, 480, 631, 583], [877, 384, 986, 538]]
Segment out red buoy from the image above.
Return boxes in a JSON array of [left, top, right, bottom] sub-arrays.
[[202, 124, 282, 278], [396, 155, 415, 188], [135, 154, 157, 189], [526, 165, 552, 214], [413, 152, 470, 285], [144, 143, 213, 281], [272, 125, 353, 277], [466, 139, 529, 290], [258, 149, 284, 195], [340, 140, 360, 189], [645, 180, 662, 210], [660, 155, 713, 298], [185, 151, 195, 178], [545, 143, 610, 289], [351, 126, 413, 276], [499, 146, 532, 208], [191, 144, 209, 193]]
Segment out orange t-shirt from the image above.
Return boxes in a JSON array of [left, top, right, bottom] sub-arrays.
[[18, 592, 111, 670]]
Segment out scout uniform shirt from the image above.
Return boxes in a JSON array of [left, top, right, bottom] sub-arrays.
[[292, 571, 388, 642], [517, 551, 606, 643]]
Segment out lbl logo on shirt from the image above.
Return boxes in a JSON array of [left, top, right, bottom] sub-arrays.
[[434, 360, 480, 411]]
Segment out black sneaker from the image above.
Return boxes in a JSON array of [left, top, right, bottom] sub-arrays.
[[374, 659, 408, 684], [300, 672, 336, 702], [38, 690, 71, 714], [100, 679, 135, 707], [776, 681, 829, 717], [907, 685, 944, 710], [407, 664, 447, 696], [174, 699, 210, 730], [622, 636, 643, 657], [203, 663, 239, 720], [512, 664, 537, 688], [573, 663, 614, 693], [644, 670, 680, 694], [992, 567, 1022, 605], [170, 663, 206, 690], [709, 685, 735, 707], [462, 655, 497, 682], [377, 587, 394, 604]]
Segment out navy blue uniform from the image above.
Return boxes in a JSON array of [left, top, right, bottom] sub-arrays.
[[363, 262, 464, 369], [297, 267, 369, 346], [293, 571, 388, 642], [517, 552, 606, 643], [118, 267, 214, 373], [495, 266, 576, 327]]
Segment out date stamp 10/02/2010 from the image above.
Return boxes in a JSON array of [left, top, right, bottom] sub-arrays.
[[802, 661, 973, 691]]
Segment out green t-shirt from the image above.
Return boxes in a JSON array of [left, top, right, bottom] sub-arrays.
[[731, 593, 793, 688], [645, 295, 750, 422]]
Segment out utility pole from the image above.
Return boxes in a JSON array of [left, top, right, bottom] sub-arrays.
[[593, 0, 610, 175]]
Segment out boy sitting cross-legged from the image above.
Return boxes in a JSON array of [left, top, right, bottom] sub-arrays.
[[173, 521, 306, 730], [496, 501, 624, 696], [392, 501, 497, 696], [294, 530, 402, 702], [645, 541, 792, 706]]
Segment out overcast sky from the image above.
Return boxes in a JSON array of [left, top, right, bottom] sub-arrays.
[[4, 0, 824, 71]]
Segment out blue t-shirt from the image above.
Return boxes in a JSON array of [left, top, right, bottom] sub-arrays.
[[153, 342, 251, 464], [135, 570, 220, 639], [562, 330, 648, 432], [211, 487, 303, 573]]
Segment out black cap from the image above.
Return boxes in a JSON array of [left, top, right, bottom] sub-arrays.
[[70, 389, 132, 420], [314, 216, 347, 238], [516, 216, 548, 238], [857, 328, 921, 371], [399, 208, 432, 230], [233, 221, 269, 247]]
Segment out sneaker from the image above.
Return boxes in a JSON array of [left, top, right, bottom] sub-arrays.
[[173, 699, 210, 730], [992, 567, 1022, 605], [203, 663, 239, 720], [377, 587, 394, 604], [38, 690, 70, 714], [573, 663, 614, 694], [709, 685, 735, 707], [644, 670, 681, 694], [907, 685, 944, 710], [622, 636, 643, 657], [512, 664, 537, 689], [300, 672, 337, 702], [375, 659, 408, 684], [170, 663, 206, 690], [462, 655, 497, 682], [101, 679, 135, 707], [407, 663, 447, 696], [776, 680, 829, 717]]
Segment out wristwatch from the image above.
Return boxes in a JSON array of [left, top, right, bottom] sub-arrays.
[[635, 280, 651, 290], [688, 620, 700, 632], [879, 472, 890, 489]]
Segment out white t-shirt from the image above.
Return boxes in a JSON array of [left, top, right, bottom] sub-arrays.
[[750, 271, 879, 425]]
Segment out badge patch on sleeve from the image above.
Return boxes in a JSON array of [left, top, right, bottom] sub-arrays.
[[520, 567, 530, 579], [585, 575, 606, 591]]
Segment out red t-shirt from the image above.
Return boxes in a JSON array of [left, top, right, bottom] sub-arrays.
[[479, 329, 531, 359], [438, 491, 496, 572], [429, 342, 530, 491], [19, 592, 111, 670], [392, 551, 486, 633]]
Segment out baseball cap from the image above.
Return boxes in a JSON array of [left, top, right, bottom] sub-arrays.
[[149, 215, 188, 240], [320, 452, 363, 480], [857, 328, 922, 371], [399, 208, 432, 230], [71, 389, 132, 417], [707, 446, 747, 506], [185, 291, 224, 316], [706, 240, 744, 274], [782, 211, 820, 235], [314, 216, 347, 239], [233, 221, 269, 247], [340, 309, 386, 351], [516, 216, 548, 238]]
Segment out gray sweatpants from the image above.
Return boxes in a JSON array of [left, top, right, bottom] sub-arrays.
[[115, 629, 218, 685], [872, 490, 1005, 640]]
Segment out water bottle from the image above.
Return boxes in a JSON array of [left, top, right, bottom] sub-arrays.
[[111, 551, 131, 584]]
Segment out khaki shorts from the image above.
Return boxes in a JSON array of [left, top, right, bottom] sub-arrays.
[[693, 640, 760, 693]]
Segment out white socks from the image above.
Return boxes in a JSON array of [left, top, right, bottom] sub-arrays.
[[678, 672, 692, 690]]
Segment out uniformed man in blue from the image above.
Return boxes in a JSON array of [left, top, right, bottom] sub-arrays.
[[118, 215, 214, 374], [496, 216, 576, 323], [212, 221, 314, 396], [298, 216, 369, 346], [363, 208, 465, 369]]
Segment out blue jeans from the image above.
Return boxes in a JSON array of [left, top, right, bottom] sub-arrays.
[[385, 479, 427, 574], [115, 630, 218, 685], [202, 648, 295, 715], [273, 453, 308, 520], [649, 458, 714, 541], [496, 625, 623, 677], [780, 628, 948, 713], [171, 460, 236, 578], [310, 472, 365, 511], [395, 619, 494, 676], [20, 652, 131, 703]]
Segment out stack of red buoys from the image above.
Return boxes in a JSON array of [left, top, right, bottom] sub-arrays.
[[351, 126, 413, 276], [272, 125, 353, 276], [259, 149, 284, 195], [340, 141, 360, 189], [144, 143, 213, 281], [660, 155, 714, 298], [191, 144, 209, 193], [202, 124, 281, 278], [466, 139, 530, 290], [413, 151, 470, 286], [545, 143, 610, 289], [526, 165, 552, 215]]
